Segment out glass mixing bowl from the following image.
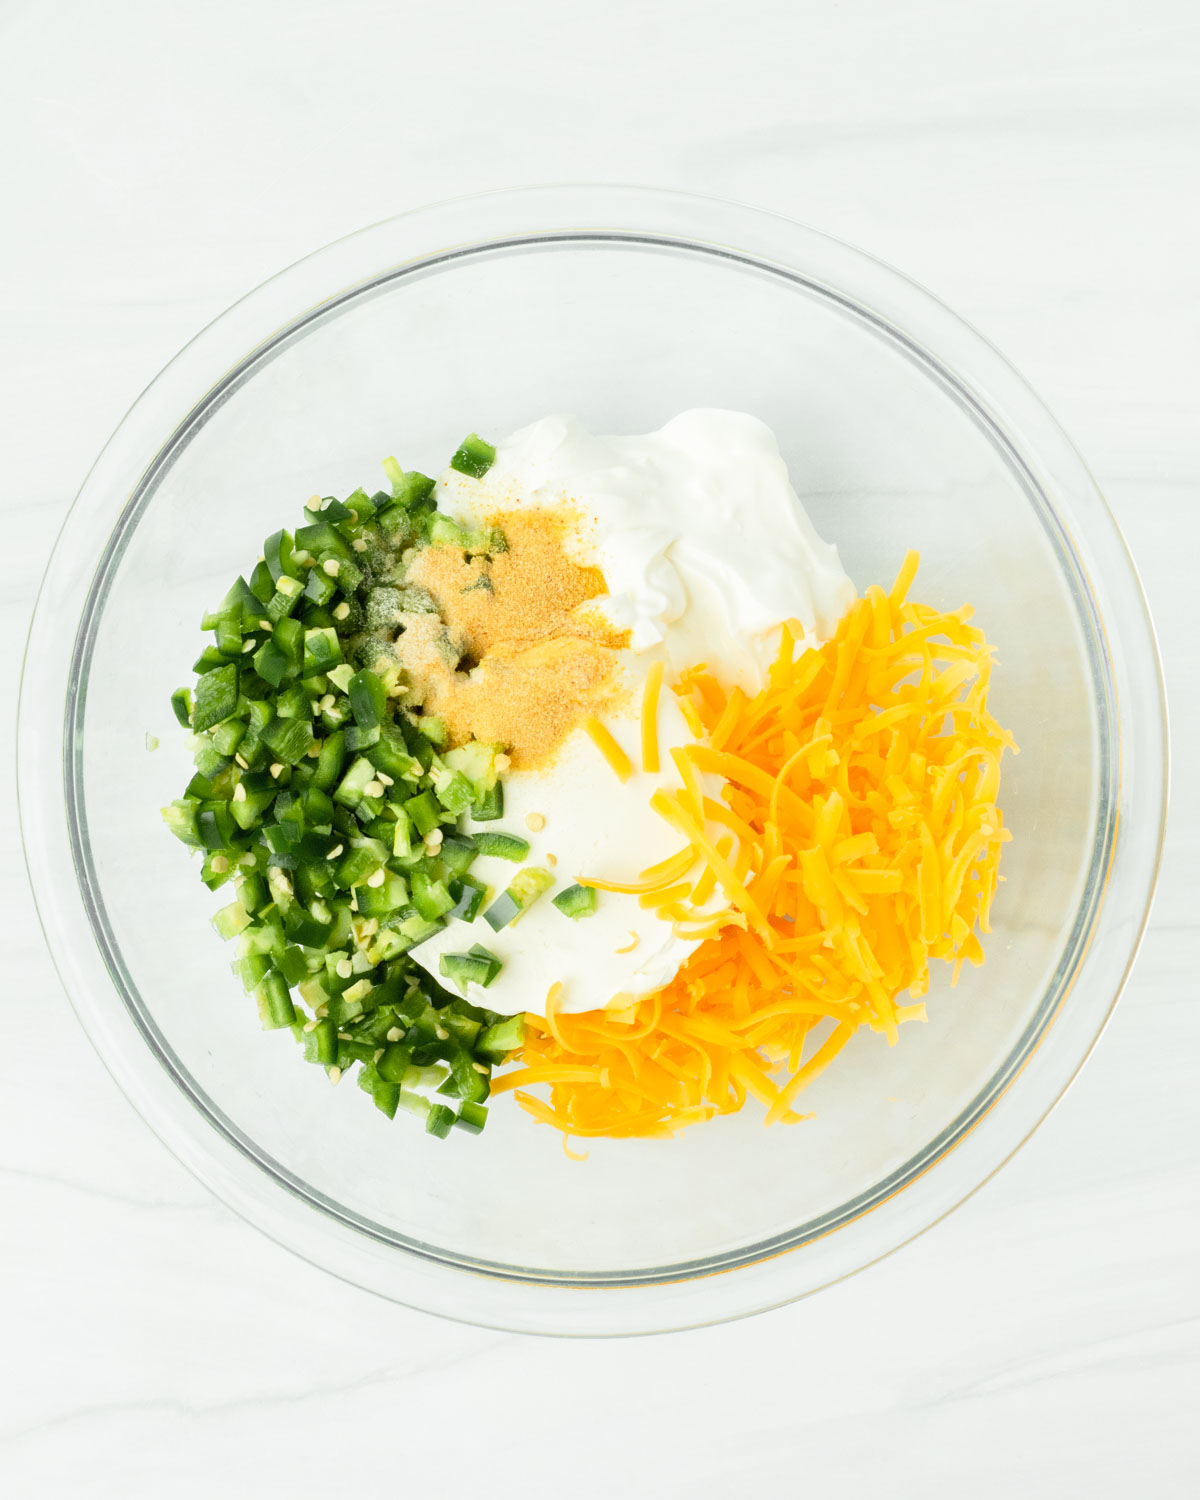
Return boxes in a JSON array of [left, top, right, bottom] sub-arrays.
[[19, 187, 1167, 1334]]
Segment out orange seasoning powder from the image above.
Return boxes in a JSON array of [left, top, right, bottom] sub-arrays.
[[397, 509, 630, 768]]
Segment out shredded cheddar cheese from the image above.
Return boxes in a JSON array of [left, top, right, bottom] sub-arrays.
[[580, 845, 696, 896], [583, 715, 634, 782], [641, 659, 665, 774], [509, 554, 1015, 1144], [675, 693, 704, 738]]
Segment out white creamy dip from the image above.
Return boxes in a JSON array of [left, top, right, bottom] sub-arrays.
[[413, 411, 854, 1015], [469, 409, 855, 692]]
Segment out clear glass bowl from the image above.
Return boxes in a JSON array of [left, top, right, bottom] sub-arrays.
[[19, 186, 1167, 1334]]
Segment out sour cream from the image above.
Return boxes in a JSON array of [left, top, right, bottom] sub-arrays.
[[456, 409, 855, 693], [413, 411, 855, 1015]]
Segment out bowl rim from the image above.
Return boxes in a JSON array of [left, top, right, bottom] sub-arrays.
[[18, 183, 1169, 1334]]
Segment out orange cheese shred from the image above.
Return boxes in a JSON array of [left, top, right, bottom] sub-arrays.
[[675, 693, 704, 737], [507, 552, 1015, 1144], [640, 659, 665, 774], [638, 881, 694, 910], [583, 715, 633, 783], [577, 845, 695, 896]]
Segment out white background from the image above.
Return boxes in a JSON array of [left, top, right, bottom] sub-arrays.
[[3, 1, 1199, 1494]]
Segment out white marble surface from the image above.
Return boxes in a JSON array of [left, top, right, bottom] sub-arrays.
[[4, 0, 1199, 1493]]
